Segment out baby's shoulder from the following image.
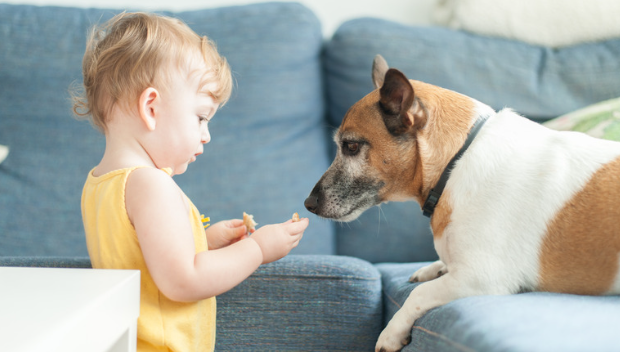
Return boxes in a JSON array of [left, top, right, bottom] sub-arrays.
[[128, 166, 171, 178], [125, 167, 187, 219], [126, 167, 182, 200]]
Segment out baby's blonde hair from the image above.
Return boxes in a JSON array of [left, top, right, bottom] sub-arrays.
[[72, 12, 232, 132]]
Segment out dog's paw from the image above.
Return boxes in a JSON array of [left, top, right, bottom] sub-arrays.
[[375, 323, 412, 352], [409, 260, 447, 283]]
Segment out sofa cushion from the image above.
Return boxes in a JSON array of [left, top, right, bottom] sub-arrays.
[[332, 204, 437, 264], [377, 262, 620, 352], [0, 2, 334, 256], [0, 254, 383, 351], [322, 17, 620, 263], [217, 255, 383, 351], [325, 18, 620, 124], [0, 256, 92, 268]]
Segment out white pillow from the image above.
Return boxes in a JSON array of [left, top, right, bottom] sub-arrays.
[[0, 145, 8, 165], [434, 0, 620, 47]]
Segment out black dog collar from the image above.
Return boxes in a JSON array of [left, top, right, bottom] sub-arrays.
[[422, 116, 489, 218]]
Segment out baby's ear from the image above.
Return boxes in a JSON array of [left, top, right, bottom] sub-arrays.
[[138, 87, 159, 131]]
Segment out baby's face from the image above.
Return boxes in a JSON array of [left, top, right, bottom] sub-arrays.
[[153, 62, 220, 175]]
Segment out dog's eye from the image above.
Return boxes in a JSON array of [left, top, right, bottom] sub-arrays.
[[343, 141, 360, 156]]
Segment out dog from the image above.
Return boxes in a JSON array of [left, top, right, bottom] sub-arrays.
[[305, 55, 620, 352]]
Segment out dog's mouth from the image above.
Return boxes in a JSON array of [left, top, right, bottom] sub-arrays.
[[304, 178, 384, 222], [304, 194, 374, 222], [332, 206, 371, 222]]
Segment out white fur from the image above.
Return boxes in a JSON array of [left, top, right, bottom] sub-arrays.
[[376, 103, 620, 352], [408, 260, 446, 282], [444, 107, 620, 292]]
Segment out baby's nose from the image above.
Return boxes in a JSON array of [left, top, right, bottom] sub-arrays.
[[201, 126, 211, 144]]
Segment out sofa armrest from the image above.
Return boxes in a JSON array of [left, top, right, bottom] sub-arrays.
[[0, 256, 92, 268], [216, 254, 382, 351]]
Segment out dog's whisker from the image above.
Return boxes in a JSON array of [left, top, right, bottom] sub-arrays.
[[376, 205, 390, 237]]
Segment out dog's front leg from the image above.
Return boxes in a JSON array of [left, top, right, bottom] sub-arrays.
[[375, 273, 465, 352], [409, 260, 447, 283]]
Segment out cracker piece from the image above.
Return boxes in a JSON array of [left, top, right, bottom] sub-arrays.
[[243, 212, 257, 233]]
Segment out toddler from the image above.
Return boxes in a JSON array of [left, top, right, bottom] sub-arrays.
[[74, 12, 309, 352]]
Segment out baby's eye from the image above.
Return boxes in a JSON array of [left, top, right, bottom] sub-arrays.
[[198, 115, 208, 123]]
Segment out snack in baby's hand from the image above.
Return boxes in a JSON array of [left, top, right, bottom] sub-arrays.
[[292, 212, 300, 222], [243, 212, 257, 233]]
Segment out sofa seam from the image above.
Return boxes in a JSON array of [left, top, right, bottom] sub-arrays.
[[385, 290, 475, 352], [411, 326, 476, 352], [384, 289, 402, 308]]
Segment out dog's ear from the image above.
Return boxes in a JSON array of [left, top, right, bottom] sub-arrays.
[[372, 55, 389, 89], [379, 68, 426, 135]]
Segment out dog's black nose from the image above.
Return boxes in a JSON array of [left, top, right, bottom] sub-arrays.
[[304, 195, 318, 214]]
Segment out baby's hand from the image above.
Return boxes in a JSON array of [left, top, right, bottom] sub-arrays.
[[205, 219, 248, 250], [251, 217, 308, 264]]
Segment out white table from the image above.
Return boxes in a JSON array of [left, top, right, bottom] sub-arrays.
[[0, 267, 140, 352]]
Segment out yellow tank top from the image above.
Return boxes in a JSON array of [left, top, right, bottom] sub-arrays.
[[81, 166, 216, 352]]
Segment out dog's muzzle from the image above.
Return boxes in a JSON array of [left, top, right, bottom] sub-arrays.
[[304, 190, 319, 214]]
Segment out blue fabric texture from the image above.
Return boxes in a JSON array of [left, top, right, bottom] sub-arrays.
[[217, 255, 382, 351], [333, 204, 437, 264], [0, 4, 102, 256], [0, 256, 92, 268], [324, 18, 620, 125], [377, 262, 620, 352], [0, 2, 334, 256]]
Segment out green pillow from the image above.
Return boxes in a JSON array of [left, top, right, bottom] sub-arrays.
[[543, 97, 620, 141]]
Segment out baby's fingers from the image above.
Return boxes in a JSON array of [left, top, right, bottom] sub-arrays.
[[284, 217, 309, 234], [292, 227, 304, 246], [228, 219, 245, 228]]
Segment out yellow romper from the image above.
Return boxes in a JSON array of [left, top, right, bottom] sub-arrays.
[[81, 166, 216, 352]]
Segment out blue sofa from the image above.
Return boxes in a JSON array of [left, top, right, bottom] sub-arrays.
[[1, 2, 620, 351]]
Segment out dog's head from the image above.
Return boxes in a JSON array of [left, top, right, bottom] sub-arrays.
[[304, 55, 429, 221], [305, 55, 479, 221]]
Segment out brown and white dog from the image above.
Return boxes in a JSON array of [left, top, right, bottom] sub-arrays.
[[304, 55, 620, 352]]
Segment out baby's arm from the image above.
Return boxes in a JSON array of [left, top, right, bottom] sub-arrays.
[[125, 168, 307, 302], [205, 214, 302, 252]]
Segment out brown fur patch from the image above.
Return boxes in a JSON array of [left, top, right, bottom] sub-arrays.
[[338, 80, 476, 207], [539, 156, 620, 295], [409, 81, 476, 200], [430, 190, 453, 240], [340, 90, 421, 202]]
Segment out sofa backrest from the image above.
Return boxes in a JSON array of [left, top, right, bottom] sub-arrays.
[[0, 3, 335, 256]]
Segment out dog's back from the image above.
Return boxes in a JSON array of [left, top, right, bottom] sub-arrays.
[[443, 108, 620, 295]]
